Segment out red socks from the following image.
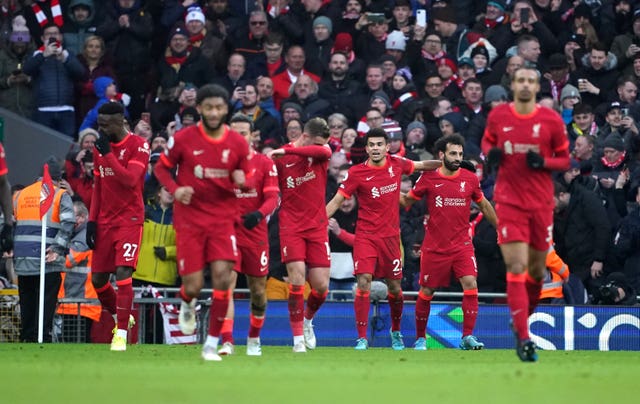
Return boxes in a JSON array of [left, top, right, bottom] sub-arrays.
[[507, 272, 529, 340], [208, 289, 230, 337], [115, 278, 133, 330], [462, 288, 479, 337], [288, 284, 304, 336], [525, 273, 543, 315], [415, 290, 432, 339], [304, 288, 327, 320], [220, 318, 234, 344], [354, 289, 370, 339], [248, 314, 265, 339], [95, 282, 117, 315], [179, 285, 192, 302], [388, 292, 404, 332]]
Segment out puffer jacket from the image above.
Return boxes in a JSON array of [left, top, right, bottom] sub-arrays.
[[133, 202, 177, 286], [23, 47, 85, 108]]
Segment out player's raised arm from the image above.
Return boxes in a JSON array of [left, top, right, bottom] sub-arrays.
[[414, 159, 442, 171], [278, 144, 332, 159], [326, 191, 346, 219]]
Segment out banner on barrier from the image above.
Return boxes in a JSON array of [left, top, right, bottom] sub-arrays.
[[232, 302, 640, 351]]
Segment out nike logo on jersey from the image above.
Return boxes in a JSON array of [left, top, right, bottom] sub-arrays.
[[125, 257, 134, 262], [285, 162, 296, 168], [365, 176, 375, 181], [435, 184, 444, 188], [193, 150, 204, 155], [503, 127, 514, 132]]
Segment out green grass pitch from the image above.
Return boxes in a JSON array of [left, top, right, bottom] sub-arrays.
[[2, 344, 639, 404]]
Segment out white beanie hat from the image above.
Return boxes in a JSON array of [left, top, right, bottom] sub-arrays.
[[185, 6, 206, 24], [385, 30, 406, 51]]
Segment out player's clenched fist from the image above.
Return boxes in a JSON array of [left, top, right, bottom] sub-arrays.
[[174, 186, 194, 205]]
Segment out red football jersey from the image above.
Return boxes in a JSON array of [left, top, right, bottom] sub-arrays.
[[483, 104, 569, 210], [157, 123, 251, 229], [339, 155, 414, 238], [92, 133, 149, 226], [0, 143, 7, 176], [275, 143, 331, 234], [234, 152, 279, 246], [409, 168, 484, 253]]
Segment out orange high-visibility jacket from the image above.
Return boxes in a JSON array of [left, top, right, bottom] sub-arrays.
[[57, 239, 101, 321], [540, 245, 570, 300]]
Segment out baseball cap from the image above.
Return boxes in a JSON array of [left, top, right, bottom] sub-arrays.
[[607, 101, 622, 113]]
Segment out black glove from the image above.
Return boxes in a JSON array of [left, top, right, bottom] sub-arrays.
[[86, 221, 97, 249], [0, 224, 14, 252], [486, 147, 502, 174], [459, 160, 476, 173], [95, 132, 111, 155], [242, 211, 263, 230], [526, 150, 545, 170], [153, 246, 167, 260]]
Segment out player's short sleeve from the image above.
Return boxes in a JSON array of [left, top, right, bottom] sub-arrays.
[[410, 173, 428, 199], [131, 138, 151, 168], [400, 156, 415, 175], [470, 173, 484, 202], [338, 167, 358, 198], [262, 158, 279, 193], [163, 133, 182, 168]]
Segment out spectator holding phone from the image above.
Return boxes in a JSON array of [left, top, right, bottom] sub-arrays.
[[0, 16, 34, 118], [355, 12, 390, 64], [23, 23, 85, 139]]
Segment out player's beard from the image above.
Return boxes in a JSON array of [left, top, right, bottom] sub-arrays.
[[202, 116, 224, 132], [443, 157, 460, 171], [516, 90, 534, 103]]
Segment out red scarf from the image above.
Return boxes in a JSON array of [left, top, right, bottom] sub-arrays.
[[392, 91, 418, 110], [267, 3, 289, 17], [36, 42, 60, 54], [189, 31, 206, 46], [551, 74, 570, 102], [601, 152, 626, 169], [166, 55, 188, 70], [32, 0, 63, 28], [484, 18, 498, 29], [421, 49, 446, 61]]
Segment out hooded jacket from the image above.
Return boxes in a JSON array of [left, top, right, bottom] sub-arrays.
[[79, 76, 128, 131], [63, 0, 98, 56]]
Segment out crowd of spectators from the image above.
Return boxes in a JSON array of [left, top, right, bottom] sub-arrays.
[[0, 0, 639, 304]]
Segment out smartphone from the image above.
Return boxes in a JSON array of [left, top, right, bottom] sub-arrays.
[[416, 9, 427, 27], [520, 8, 530, 24], [141, 112, 151, 124], [621, 107, 629, 117], [367, 13, 385, 24]]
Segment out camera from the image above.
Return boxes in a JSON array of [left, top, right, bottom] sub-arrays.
[[598, 282, 620, 303], [367, 13, 386, 24], [81, 149, 93, 163]]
